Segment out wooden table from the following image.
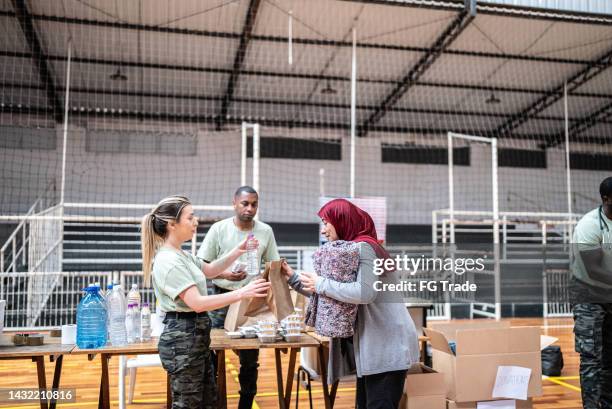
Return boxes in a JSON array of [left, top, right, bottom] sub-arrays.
[[72, 331, 331, 409], [210, 329, 329, 409], [304, 332, 340, 409], [71, 340, 168, 409], [0, 334, 74, 409]]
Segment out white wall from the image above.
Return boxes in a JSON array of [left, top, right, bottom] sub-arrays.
[[0, 120, 609, 224]]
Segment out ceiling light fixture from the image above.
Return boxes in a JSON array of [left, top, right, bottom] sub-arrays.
[[110, 67, 128, 81], [321, 80, 337, 95], [486, 93, 501, 105]]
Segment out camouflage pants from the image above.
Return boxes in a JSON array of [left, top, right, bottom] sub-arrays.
[[572, 281, 612, 409], [209, 285, 260, 409], [158, 313, 217, 409]]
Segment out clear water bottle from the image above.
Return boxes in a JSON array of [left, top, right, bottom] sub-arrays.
[[105, 283, 113, 339], [107, 284, 128, 346], [126, 303, 141, 343], [141, 303, 151, 342], [127, 283, 141, 309], [76, 286, 107, 349], [246, 233, 259, 276]]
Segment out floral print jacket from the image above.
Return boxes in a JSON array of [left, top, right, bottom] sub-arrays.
[[305, 240, 360, 337]]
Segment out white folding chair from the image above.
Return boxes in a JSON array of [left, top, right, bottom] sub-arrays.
[[118, 313, 164, 409]]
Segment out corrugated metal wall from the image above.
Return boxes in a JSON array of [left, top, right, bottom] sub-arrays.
[[480, 0, 612, 16]]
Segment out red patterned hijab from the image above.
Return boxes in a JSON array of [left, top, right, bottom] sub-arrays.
[[318, 199, 392, 264]]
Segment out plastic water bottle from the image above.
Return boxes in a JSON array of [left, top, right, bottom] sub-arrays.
[[141, 303, 151, 342], [76, 286, 107, 349], [107, 285, 128, 346], [126, 303, 141, 343], [127, 283, 141, 309], [93, 282, 103, 298], [105, 283, 113, 339], [246, 233, 259, 276]]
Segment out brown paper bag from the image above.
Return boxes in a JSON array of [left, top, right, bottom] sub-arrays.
[[268, 260, 294, 321], [243, 261, 271, 316], [223, 299, 250, 331], [244, 260, 294, 322]]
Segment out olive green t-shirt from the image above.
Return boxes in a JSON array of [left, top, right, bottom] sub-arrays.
[[572, 207, 612, 289], [197, 217, 280, 290], [152, 247, 208, 312]]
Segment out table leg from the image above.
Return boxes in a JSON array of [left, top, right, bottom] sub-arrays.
[[274, 349, 285, 409], [317, 345, 338, 409], [33, 356, 48, 409], [283, 348, 299, 409], [49, 355, 63, 409], [166, 374, 172, 409], [216, 350, 227, 409], [98, 354, 110, 409], [330, 381, 338, 407]]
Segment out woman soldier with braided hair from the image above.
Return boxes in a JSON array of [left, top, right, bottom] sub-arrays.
[[141, 195, 270, 409]]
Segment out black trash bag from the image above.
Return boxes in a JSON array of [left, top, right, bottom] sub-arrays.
[[541, 345, 564, 376]]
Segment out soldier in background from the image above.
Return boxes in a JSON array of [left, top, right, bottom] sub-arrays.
[[198, 186, 280, 409], [571, 177, 612, 409]]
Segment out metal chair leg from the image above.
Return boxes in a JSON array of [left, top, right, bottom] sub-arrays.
[[306, 370, 313, 409], [295, 366, 314, 409]]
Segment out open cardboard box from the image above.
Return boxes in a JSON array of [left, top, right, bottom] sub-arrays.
[[447, 398, 533, 409], [399, 363, 446, 409], [424, 321, 542, 403]]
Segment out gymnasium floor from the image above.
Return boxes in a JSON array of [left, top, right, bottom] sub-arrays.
[[0, 317, 582, 409]]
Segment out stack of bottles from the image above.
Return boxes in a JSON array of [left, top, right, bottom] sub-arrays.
[[76, 282, 152, 348]]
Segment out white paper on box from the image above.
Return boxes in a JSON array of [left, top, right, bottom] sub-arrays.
[[492, 366, 532, 400], [540, 335, 558, 350], [477, 400, 517, 409]]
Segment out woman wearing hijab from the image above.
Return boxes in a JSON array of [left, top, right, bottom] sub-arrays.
[[283, 198, 420, 409]]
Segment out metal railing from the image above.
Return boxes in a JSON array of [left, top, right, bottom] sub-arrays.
[[0, 200, 38, 273], [1, 181, 58, 273], [432, 208, 577, 319]]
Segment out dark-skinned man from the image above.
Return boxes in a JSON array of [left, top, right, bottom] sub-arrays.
[[198, 185, 279, 409], [571, 177, 612, 409]]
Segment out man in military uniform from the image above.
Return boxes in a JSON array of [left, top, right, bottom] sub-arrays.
[[571, 177, 612, 409], [198, 186, 280, 409]]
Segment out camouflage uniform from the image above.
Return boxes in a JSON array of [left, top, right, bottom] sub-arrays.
[[571, 278, 612, 409], [209, 285, 259, 409], [158, 312, 217, 409]]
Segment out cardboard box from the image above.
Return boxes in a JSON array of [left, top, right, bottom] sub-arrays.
[[424, 321, 542, 403], [399, 364, 446, 409], [447, 398, 533, 409]]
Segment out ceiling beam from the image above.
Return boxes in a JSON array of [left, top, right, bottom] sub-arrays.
[[545, 100, 612, 147], [3, 102, 611, 144], [0, 11, 595, 67], [5, 82, 612, 123], [360, 0, 475, 136], [4, 50, 612, 101], [217, 0, 261, 129], [10, 0, 62, 122], [495, 46, 612, 137], [341, 0, 612, 26]]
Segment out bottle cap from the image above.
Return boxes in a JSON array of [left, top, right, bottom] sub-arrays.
[[142, 302, 149, 307], [131, 283, 138, 289]]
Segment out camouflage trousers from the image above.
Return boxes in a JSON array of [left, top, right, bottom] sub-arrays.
[[572, 280, 612, 409], [158, 313, 217, 409], [209, 285, 260, 409]]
